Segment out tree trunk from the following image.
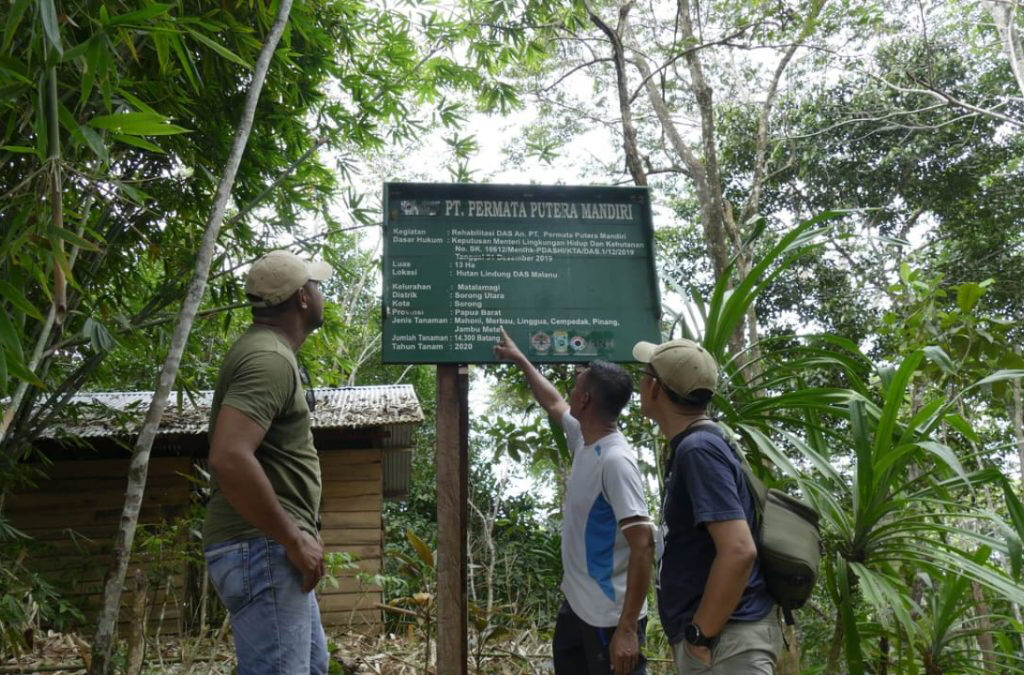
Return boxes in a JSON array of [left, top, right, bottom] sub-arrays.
[[125, 570, 148, 675], [826, 607, 843, 671], [971, 582, 998, 672], [87, 2, 296, 671], [1013, 359, 1023, 492], [47, 57, 67, 325], [583, 0, 647, 186], [987, 0, 1024, 101]]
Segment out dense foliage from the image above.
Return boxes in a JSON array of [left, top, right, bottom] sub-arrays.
[[2, 0, 1024, 672]]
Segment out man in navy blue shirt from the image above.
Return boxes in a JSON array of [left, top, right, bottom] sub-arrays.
[[633, 339, 782, 673]]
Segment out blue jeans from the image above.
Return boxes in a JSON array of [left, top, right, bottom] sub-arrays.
[[205, 536, 328, 674]]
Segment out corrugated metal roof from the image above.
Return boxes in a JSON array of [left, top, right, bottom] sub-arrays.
[[36, 386, 424, 439]]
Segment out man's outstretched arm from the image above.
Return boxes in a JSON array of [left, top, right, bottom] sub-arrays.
[[493, 326, 569, 421]]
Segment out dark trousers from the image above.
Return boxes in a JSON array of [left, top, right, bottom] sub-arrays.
[[553, 600, 648, 675]]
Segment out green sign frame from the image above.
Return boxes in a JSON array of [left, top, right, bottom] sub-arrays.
[[381, 182, 662, 364]]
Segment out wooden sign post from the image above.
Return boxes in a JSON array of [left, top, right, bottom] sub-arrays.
[[435, 364, 469, 673]]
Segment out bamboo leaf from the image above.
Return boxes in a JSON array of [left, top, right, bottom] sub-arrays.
[[39, 0, 63, 55], [88, 112, 190, 136], [78, 125, 108, 163], [0, 280, 43, 320], [3, 345, 44, 387], [3, 0, 31, 51], [185, 29, 253, 69], [51, 225, 101, 251], [167, 32, 200, 93], [0, 310, 24, 360], [110, 133, 165, 154], [103, 3, 173, 27], [0, 55, 32, 84], [0, 348, 7, 396]]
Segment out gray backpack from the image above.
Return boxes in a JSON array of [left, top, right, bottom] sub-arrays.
[[681, 424, 823, 625]]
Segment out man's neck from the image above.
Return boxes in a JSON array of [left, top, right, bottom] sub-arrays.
[[581, 417, 619, 446], [252, 318, 306, 353], [657, 409, 712, 442]]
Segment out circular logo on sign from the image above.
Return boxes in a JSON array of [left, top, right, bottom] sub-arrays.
[[569, 335, 587, 352], [531, 332, 552, 354]]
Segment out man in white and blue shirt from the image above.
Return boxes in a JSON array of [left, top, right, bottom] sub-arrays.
[[495, 328, 654, 674]]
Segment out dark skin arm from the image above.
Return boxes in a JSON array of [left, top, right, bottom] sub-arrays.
[[207, 405, 324, 592], [493, 327, 569, 422], [687, 518, 757, 665], [609, 516, 654, 673]]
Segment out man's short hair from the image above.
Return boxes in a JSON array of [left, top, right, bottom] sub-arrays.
[[583, 360, 633, 420], [661, 384, 713, 411], [248, 293, 293, 318]]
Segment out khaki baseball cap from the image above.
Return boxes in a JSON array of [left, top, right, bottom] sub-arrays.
[[632, 338, 718, 400], [245, 250, 333, 307]]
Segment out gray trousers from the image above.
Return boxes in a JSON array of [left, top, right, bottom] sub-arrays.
[[672, 614, 783, 674]]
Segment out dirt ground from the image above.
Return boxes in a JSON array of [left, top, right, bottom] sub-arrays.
[[0, 628, 565, 674]]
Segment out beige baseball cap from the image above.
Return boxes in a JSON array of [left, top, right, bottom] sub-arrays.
[[632, 338, 719, 400], [245, 250, 333, 307]]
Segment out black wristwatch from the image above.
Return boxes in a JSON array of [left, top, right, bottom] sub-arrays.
[[684, 622, 715, 647]]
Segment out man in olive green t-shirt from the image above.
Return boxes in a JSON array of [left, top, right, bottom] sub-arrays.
[[202, 250, 332, 675]]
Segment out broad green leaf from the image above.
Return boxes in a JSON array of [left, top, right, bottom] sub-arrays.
[[942, 412, 979, 443], [39, 0, 62, 55], [849, 398, 873, 518], [185, 29, 252, 69], [922, 345, 954, 376], [406, 529, 434, 569], [0, 280, 43, 320], [83, 317, 117, 352], [873, 351, 924, 467], [88, 112, 190, 136], [955, 281, 988, 313], [849, 563, 918, 639], [1, 146, 36, 153], [0, 348, 7, 396], [913, 441, 968, 484]]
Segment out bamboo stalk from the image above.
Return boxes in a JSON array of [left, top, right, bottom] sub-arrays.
[[88, 2, 296, 671]]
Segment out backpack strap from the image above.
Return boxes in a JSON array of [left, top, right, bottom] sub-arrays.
[[672, 422, 768, 523]]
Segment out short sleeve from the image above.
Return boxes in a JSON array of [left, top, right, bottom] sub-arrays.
[[677, 438, 745, 525], [221, 350, 297, 430], [602, 453, 649, 523], [561, 409, 584, 455]]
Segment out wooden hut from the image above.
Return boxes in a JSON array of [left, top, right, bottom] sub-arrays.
[[7, 385, 423, 635]]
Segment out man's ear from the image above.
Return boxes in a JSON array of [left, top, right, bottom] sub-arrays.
[[297, 286, 309, 309]]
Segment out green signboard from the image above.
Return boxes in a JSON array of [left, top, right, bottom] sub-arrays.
[[381, 182, 662, 364]]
